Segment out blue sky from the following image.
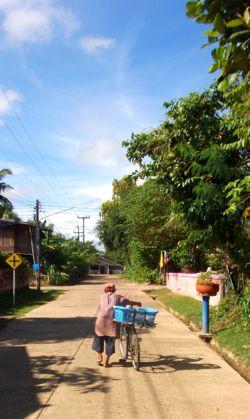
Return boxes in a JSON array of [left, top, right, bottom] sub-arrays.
[[0, 0, 214, 242]]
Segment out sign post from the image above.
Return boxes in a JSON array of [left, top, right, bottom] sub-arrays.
[[6, 253, 23, 307]]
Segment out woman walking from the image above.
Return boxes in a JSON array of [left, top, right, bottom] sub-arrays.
[[92, 282, 140, 367]]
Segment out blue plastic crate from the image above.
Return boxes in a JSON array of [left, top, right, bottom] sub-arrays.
[[144, 308, 159, 326], [134, 307, 159, 326], [114, 306, 159, 325], [134, 308, 147, 325], [113, 306, 135, 323]]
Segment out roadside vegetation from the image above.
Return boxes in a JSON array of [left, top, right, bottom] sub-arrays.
[[41, 229, 99, 285], [0, 288, 62, 320], [148, 287, 250, 368], [1, 168, 99, 286], [97, 1, 249, 290]]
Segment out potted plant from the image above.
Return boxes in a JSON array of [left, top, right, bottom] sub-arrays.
[[196, 272, 220, 296]]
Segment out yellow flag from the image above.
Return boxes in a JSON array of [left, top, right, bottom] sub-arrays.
[[159, 251, 164, 268]]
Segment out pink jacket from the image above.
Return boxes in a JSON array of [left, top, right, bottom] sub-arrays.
[[95, 292, 125, 337]]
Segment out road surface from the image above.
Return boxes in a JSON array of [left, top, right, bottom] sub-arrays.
[[0, 276, 249, 419]]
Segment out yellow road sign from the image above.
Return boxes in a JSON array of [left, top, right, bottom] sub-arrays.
[[6, 253, 22, 270]]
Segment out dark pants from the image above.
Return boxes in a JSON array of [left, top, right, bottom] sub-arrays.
[[92, 335, 116, 355]]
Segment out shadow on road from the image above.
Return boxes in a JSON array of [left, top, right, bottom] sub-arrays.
[[0, 316, 96, 345], [138, 353, 221, 374], [0, 347, 117, 419], [0, 316, 116, 418]]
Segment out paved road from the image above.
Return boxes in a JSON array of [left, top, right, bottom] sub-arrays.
[[0, 276, 249, 419]]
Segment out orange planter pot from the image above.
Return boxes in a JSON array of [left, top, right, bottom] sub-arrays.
[[196, 283, 219, 296]]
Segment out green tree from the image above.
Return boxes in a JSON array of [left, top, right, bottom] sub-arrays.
[[122, 180, 187, 277], [42, 230, 99, 283], [186, 1, 250, 215], [0, 168, 13, 218], [186, 1, 250, 86], [98, 177, 188, 279], [123, 90, 249, 274]]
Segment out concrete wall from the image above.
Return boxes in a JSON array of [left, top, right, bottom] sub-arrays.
[[0, 268, 30, 293], [166, 272, 224, 306]]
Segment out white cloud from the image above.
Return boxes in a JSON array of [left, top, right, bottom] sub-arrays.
[[73, 184, 113, 203], [0, 85, 22, 118], [0, 0, 79, 46], [77, 139, 119, 167], [80, 36, 115, 54]]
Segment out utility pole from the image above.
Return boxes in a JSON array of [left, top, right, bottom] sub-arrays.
[[34, 199, 41, 291], [73, 226, 80, 241], [77, 215, 90, 244]]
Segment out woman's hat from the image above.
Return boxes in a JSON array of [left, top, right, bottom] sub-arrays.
[[104, 282, 116, 292]]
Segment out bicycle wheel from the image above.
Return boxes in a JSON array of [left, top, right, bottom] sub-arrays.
[[119, 324, 128, 359], [130, 327, 140, 370]]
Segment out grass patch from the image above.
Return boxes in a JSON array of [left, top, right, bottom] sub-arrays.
[[148, 288, 203, 327], [214, 323, 250, 366], [148, 288, 250, 367], [0, 288, 63, 318]]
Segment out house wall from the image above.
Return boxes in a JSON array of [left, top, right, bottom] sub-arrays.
[[14, 225, 33, 255], [0, 267, 30, 292], [0, 225, 33, 255], [166, 272, 224, 306], [89, 267, 100, 274], [0, 226, 15, 253], [109, 267, 122, 274], [88, 265, 122, 275]]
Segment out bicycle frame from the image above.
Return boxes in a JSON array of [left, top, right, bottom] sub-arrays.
[[119, 322, 141, 370]]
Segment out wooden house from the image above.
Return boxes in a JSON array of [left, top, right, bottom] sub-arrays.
[[0, 219, 34, 256]]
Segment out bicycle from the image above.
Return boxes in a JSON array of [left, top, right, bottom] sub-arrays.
[[119, 320, 141, 370], [114, 306, 158, 371]]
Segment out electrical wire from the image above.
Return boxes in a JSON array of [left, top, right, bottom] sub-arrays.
[[0, 115, 64, 204], [40, 207, 74, 220], [0, 86, 76, 203], [3, 190, 34, 204], [0, 146, 52, 200]]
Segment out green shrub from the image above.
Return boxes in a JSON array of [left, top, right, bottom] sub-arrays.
[[47, 265, 70, 285], [0, 252, 8, 267], [211, 286, 250, 329], [124, 265, 159, 284]]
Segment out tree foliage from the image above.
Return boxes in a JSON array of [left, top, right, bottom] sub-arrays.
[[186, 1, 250, 87], [123, 89, 249, 275], [0, 169, 13, 218], [186, 1, 250, 216], [41, 229, 98, 283]]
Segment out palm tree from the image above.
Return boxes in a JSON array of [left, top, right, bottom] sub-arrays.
[[0, 168, 13, 218]]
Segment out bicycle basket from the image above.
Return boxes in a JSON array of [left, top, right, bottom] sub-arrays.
[[134, 308, 147, 325], [144, 308, 159, 326], [134, 307, 158, 326], [113, 306, 135, 323]]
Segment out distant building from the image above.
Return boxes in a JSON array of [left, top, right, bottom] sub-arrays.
[[0, 219, 34, 257], [89, 257, 123, 275]]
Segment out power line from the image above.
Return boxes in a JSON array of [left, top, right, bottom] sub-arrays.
[[40, 207, 74, 220], [0, 115, 63, 204], [0, 147, 52, 200], [39, 203, 101, 208], [4, 190, 34, 205], [0, 85, 75, 203]]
